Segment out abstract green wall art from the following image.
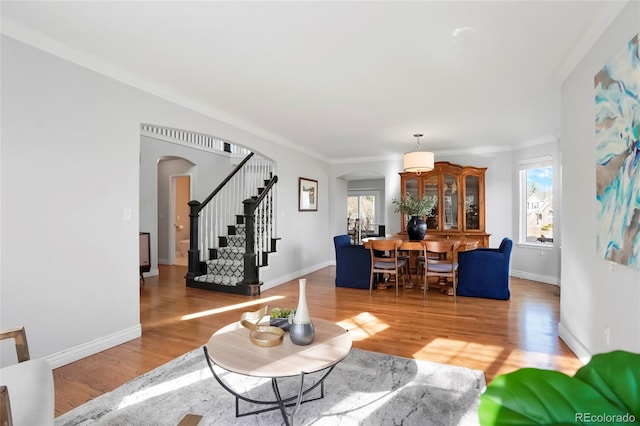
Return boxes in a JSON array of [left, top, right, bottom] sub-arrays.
[[594, 33, 639, 270]]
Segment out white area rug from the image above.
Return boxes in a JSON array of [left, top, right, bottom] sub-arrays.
[[56, 348, 485, 425]]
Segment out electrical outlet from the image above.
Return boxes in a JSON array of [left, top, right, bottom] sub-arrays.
[[604, 326, 610, 346]]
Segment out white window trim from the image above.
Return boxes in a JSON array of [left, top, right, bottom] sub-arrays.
[[519, 156, 554, 247]]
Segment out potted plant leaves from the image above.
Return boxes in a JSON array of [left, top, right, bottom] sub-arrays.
[[269, 307, 296, 331], [479, 350, 640, 425]]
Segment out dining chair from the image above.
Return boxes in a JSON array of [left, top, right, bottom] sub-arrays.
[[368, 239, 407, 296], [397, 249, 412, 283], [420, 240, 460, 302], [416, 235, 443, 278]]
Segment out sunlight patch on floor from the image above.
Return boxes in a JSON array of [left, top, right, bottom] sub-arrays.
[[337, 312, 389, 341], [494, 348, 584, 377], [181, 296, 285, 321], [414, 338, 504, 370], [117, 367, 210, 410]]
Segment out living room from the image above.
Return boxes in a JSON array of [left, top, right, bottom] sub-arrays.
[[1, 1, 639, 424]]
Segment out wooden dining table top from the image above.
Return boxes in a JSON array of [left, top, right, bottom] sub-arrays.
[[362, 234, 479, 252]]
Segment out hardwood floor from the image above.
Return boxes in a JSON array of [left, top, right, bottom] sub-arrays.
[[54, 265, 582, 417]]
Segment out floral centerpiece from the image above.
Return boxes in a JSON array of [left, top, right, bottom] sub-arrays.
[[392, 193, 437, 217], [392, 193, 437, 240]]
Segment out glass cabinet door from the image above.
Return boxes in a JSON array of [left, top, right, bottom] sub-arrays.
[[405, 177, 418, 200], [465, 175, 480, 230], [443, 174, 458, 230], [423, 175, 439, 230]]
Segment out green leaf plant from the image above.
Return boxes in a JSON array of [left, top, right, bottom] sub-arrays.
[[269, 307, 296, 319], [392, 192, 437, 217], [479, 350, 640, 425]]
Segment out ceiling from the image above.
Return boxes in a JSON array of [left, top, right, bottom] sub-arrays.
[[0, 1, 627, 163]]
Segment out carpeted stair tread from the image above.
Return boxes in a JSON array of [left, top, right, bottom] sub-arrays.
[[193, 274, 240, 286]]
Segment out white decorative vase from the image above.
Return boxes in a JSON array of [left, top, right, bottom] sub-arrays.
[[289, 279, 315, 345]]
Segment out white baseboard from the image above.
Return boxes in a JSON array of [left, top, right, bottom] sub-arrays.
[[558, 322, 591, 364], [510, 269, 559, 286], [142, 267, 159, 277], [45, 325, 142, 369]]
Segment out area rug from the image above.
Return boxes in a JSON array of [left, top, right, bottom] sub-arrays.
[[55, 348, 485, 426]]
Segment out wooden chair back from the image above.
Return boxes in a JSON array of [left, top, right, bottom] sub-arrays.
[[368, 239, 405, 296], [0, 327, 30, 363], [421, 240, 460, 301], [0, 327, 31, 426]]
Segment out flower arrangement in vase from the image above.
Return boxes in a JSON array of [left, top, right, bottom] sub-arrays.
[[392, 193, 437, 240]]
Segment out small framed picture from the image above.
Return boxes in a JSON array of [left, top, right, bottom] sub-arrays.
[[298, 177, 318, 211]]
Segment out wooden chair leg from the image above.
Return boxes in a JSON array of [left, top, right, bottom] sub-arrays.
[[453, 273, 457, 303], [0, 385, 13, 426], [423, 273, 428, 299]]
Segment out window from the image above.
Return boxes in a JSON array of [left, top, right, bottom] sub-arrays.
[[347, 194, 376, 233], [519, 156, 553, 245]]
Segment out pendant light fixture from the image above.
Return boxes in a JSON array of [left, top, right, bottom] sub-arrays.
[[403, 133, 434, 174]]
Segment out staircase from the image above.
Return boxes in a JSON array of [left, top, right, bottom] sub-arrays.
[[185, 172, 279, 296], [141, 123, 278, 296], [189, 216, 277, 296]]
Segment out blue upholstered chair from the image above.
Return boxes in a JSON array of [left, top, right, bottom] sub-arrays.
[[457, 237, 513, 300], [333, 235, 374, 289]]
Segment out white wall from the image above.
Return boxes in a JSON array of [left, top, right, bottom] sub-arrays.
[[0, 36, 331, 367], [1, 36, 142, 366], [560, 2, 640, 359]]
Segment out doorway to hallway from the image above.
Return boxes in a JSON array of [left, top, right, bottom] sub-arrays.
[[173, 175, 191, 266]]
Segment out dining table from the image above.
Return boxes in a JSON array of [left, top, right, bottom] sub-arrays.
[[362, 234, 479, 294]]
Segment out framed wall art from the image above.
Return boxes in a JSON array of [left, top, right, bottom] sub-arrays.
[[594, 33, 639, 270], [298, 177, 318, 211]]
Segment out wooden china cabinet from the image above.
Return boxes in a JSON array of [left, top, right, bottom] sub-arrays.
[[399, 162, 490, 247]]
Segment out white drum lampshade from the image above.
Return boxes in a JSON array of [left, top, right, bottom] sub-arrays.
[[403, 133, 434, 173], [403, 150, 434, 173]]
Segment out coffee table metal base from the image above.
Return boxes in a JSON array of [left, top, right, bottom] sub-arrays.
[[203, 346, 335, 425]]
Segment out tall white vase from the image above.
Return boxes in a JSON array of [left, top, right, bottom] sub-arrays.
[[289, 279, 315, 345]]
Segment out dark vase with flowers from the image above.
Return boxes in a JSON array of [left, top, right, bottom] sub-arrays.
[[393, 193, 437, 241], [407, 216, 427, 241]]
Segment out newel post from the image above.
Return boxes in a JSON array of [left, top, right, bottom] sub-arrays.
[[187, 200, 201, 278], [241, 197, 260, 285]]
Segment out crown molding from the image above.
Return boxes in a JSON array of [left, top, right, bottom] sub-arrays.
[[0, 18, 332, 164], [549, 1, 630, 86]]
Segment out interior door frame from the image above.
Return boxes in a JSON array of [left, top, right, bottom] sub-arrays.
[[169, 174, 192, 265]]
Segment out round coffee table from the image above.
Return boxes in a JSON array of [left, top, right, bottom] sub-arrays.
[[204, 317, 351, 425]]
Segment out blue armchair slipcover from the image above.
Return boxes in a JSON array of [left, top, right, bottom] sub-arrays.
[[457, 237, 513, 300], [333, 235, 374, 289]]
